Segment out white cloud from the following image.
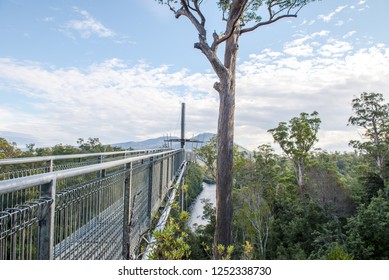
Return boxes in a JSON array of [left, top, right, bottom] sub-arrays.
[[312, 30, 331, 37], [1, 42, 389, 151], [65, 7, 115, 38], [282, 31, 330, 57], [356, 0, 369, 11], [235, 43, 389, 151], [343, 31, 357, 39], [0, 58, 217, 146], [284, 44, 314, 57], [317, 39, 353, 57], [318, 5, 348, 22]]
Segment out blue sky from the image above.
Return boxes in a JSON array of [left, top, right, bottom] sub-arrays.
[[0, 0, 388, 151]]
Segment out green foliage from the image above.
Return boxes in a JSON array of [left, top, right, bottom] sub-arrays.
[[195, 136, 217, 182], [268, 111, 321, 187], [346, 190, 389, 259], [232, 145, 282, 259], [193, 198, 217, 259], [348, 92, 389, 181], [216, 244, 234, 260], [233, 147, 254, 189], [268, 192, 329, 259], [149, 212, 192, 260], [149, 162, 211, 260], [241, 241, 255, 260], [0, 137, 21, 159], [358, 172, 385, 204], [195, 135, 254, 186], [51, 144, 80, 155], [77, 137, 121, 153], [0, 137, 124, 160], [305, 152, 355, 218], [268, 111, 321, 161], [183, 163, 205, 211], [326, 243, 352, 260], [161, 0, 317, 25]]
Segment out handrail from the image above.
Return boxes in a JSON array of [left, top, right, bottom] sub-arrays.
[[0, 149, 182, 195], [0, 148, 170, 165]]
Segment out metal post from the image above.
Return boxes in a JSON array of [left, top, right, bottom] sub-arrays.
[[166, 156, 170, 188], [98, 155, 105, 178], [159, 159, 163, 199], [38, 178, 56, 260], [122, 162, 132, 259], [181, 102, 185, 149], [147, 157, 154, 224], [46, 160, 53, 173]]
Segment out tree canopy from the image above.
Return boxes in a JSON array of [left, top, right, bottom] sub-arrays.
[[348, 92, 389, 181], [268, 111, 321, 187]]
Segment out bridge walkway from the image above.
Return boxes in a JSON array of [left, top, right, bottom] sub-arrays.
[[0, 149, 187, 260]]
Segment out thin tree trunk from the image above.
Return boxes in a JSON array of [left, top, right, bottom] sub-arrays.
[[293, 157, 305, 188]]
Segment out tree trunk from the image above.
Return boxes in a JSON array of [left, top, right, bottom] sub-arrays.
[[293, 157, 305, 189], [298, 157, 305, 187], [372, 118, 385, 180], [213, 80, 235, 258], [213, 27, 239, 259]]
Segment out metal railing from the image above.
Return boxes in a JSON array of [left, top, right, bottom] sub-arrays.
[[0, 149, 168, 181], [0, 149, 185, 260]]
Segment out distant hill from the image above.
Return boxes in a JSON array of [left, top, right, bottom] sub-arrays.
[[113, 136, 176, 150], [113, 132, 215, 150], [0, 131, 38, 147], [112, 133, 253, 157]]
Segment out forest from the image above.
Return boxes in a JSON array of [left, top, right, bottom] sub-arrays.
[[150, 92, 389, 260], [1, 92, 388, 260]]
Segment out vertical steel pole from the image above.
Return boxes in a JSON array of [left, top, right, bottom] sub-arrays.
[[122, 162, 132, 259], [38, 178, 56, 260], [181, 102, 185, 149], [159, 159, 163, 199], [147, 157, 154, 225], [46, 160, 53, 173]]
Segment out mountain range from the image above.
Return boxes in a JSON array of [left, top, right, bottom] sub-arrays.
[[113, 132, 252, 156], [113, 132, 215, 150]]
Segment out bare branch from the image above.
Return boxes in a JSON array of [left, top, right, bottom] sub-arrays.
[[166, 1, 178, 14], [241, 14, 297, 34], [173, 0, 206, 37], [211, 0, 248, 51], [240, 1, 306, 35], [193, 0, 206, 26]]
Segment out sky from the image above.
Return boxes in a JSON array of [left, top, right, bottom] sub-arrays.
[[0, 0, 388, 152]]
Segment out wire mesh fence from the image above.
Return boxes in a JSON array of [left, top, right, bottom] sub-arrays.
[[0, 149, 168, 181], [0, 149, 185, 260]]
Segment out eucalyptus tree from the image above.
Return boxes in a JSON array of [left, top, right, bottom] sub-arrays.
[[348, 92, 389, 182], [155, 0, 318, 257], [268, 111, 321, 188]]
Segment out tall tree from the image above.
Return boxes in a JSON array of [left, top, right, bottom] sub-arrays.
[[268, 111, 321, 188], [156, 0, 318, 258], [348, 92, 389, 182]]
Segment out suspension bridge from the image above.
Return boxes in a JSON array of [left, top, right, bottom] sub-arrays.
[[0, 103, 198, 260]]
